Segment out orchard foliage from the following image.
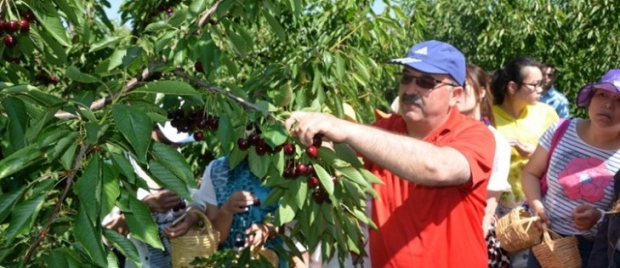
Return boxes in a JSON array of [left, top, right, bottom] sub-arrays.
[[424, 0, 620, 118], [0, 0, 412, 267]]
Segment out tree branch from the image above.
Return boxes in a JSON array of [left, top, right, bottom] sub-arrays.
[[173, 69, 276, 120], [54, 62, 164, 119], [23, 144, 90, 265]]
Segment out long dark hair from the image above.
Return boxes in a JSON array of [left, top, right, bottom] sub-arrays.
[[466, 64, 496, 126], [491, 57, 541, 105]]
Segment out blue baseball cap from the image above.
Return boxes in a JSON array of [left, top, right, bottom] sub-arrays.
[[577, 69, 620, 108], [389, 40, 466, 86]]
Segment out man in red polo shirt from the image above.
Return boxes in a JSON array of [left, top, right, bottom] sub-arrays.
[[285, 40, 494, 267]]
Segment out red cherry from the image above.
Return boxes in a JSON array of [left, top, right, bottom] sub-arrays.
[[196, 119, 208, 129], [284, 168, 297, 179], [248, 133, 260, 145], [312, 191, 326, 204], [24, 12, 35, 22], [308, 176, 320, 188], [332, 176, 339, 184], [312, 134, 324, 147], [253, 199, 261, 206], [193, 131, 204, 141], [194, 61, 204, 73], [6, 20, 19, 33], [4, 35, 17, 47], [306, 146, 318, 158], [237, 138, 250, 150], [283, 143, 295, 155], [296, 164, 309, 175], [307, 164, 315, 175], [166, 8, 174, 14], [19, 19, 29, 32], [49, 75, 59, 84], [0, 21, 6, 32], [255, 145, 267, 156], [8, 57, 20, 64]]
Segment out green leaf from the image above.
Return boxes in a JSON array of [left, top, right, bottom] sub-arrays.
[[58, 138, 78, 170], [110, 152, 137, 184], [101, 164, 121, 219], [24, 89, 65, 106], [294, 179, 308, 211], [261, 124, 288, 148], [337, 166, 370, 189], [228, 146, 249, 170], [216, 114, 233, 154], [76, 154, 102, 225], [276, 202, 295, 225], [112, 104, 152, 163], [102, 228, 141, 265], [147, 160, 193, 201], [0, 187, 26, 223], [124, 195, 164, 250], [0, 144, 44, 180], [263, 187, 283, 208], [314, 164, 334, 195], [168, 9, 190, 27], [227, 28, 248, 57], [248, 147, 271, 179], [359, 168, 384, 184], [5, 194, 45, 243], [151, 142, 196, 188], [85, 122, 102, 145], [47, 249, 82, 268], [333, 143, 363, 167], [189, 0, 208, 15], [89, 36, 124, 53], [269, 150, 285, 174], [25, 107, 60, 145], [65, 66, 100, 83], [34, 3, 71, 46], [262, 9, 286, 42], [145, 22, 173, 33], [2, 97, 28, 150], [133, 80, 200, 96], [75, 204, 107, 267]]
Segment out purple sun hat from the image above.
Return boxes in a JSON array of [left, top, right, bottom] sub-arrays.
[[577, 69, 620, 108]]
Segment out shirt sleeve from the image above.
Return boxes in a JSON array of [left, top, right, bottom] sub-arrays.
[[486, 127, 512, 192], [447, 121, 496, 187], [195, 162, 218, 206], [558, 100, 570, 118]]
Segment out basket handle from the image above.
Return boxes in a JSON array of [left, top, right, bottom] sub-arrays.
[[179, 206, 217, 236], [541, 223, 561, 246]]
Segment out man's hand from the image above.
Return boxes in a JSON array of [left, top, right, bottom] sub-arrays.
[[222, 191, 257, 214], [284, 111, 352, 147], [163, 210, 201, 238], [142, 190, 181, 212], [571, 204, 602, 230]]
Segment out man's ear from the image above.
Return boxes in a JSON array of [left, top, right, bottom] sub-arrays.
[[450, 86, 464, 106]]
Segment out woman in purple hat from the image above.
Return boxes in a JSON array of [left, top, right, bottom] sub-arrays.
[[522, 69, 620, 268]]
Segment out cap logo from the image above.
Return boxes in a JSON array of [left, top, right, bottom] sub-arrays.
[[414, 47, 428, 55]]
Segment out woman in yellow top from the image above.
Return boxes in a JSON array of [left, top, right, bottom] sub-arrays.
[[490, 57, 559, 216]]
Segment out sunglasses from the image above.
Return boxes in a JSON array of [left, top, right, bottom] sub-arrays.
[[398, 72, 459, 90]]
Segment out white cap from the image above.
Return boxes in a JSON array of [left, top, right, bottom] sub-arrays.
[[157, 121, 195, 144]]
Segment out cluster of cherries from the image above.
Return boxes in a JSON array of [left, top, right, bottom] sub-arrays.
[[237, 132, 331, 203], [1, 11, 34, 48], [167, 108, 219, 141]]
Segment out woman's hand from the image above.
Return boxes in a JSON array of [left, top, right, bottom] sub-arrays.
[[142, 190, 181, 212], [509, 139, 535, 158], [571, 204, 602, 230], [530, 200, 550, 230], [162, 210, 201, 238], [222, 191, 257, 214]]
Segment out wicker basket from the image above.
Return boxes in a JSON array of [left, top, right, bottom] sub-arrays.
[[170, 207, 220, 268], [495, 206, 543, 253], [531, 227, 581, 268]]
